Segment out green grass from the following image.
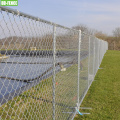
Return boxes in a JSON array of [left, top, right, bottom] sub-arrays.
[[0, 56, 89, 120], [1, 50, 118, 120], [74, 50, 120, 120]]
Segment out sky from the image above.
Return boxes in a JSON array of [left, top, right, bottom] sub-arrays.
[[8, 0, 120, 35]]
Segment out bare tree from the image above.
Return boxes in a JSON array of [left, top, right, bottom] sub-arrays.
[[95, 31, 107, 40], [72, 24, 96, 35], [113, 27, 120, 38], [72, 24, 88, 33]]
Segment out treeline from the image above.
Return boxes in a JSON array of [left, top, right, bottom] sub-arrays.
[[1, 25, 120, 50], [72, 24, 120, 50], [95, 29, 120, 50], [0, 33, 78, 50]]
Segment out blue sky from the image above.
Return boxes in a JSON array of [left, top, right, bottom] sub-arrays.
[[9, 0, 120, 35]]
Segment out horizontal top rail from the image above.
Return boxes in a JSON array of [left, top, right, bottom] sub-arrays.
[[0, 6, 108, 40]]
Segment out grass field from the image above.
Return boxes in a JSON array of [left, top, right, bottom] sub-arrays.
[[74, 50, 120, 120], [1, 50, 118, 120], [0, 56, 89, 120]]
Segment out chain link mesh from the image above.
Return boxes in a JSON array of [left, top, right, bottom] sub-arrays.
[[0, 7, 108, 120], [55, 27, 79, 120], [79, 34, 89, 103]]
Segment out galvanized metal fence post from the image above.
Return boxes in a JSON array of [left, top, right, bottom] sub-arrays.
[[88, 36, 91, 87], [98, 39, 100, 69], [93, 37, 96, 78], [99, 40, 101, 64], [53, 24, 56, 120], [77, 30, 81, 109]]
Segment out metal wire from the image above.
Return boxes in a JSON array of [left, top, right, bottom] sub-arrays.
[[0, 6, 108, 120]]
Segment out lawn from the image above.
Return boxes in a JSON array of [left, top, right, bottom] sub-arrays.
[[0, 56, 89, 120], [74, 50, 120, 120], [1, 50, 119, 120]]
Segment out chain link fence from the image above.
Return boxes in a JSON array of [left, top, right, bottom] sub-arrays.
[[0, 6, 108, 120]]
